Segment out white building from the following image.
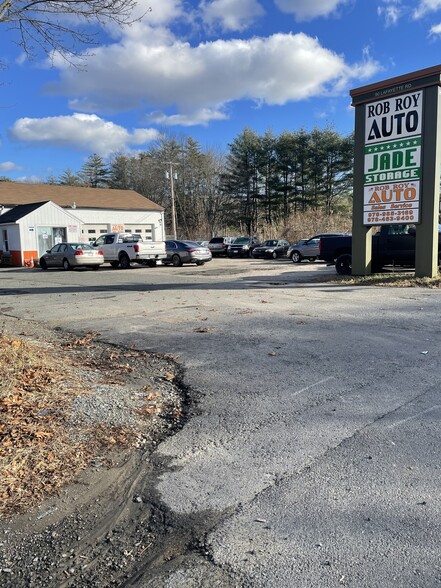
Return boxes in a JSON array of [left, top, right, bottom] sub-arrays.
[[0, 183, 165, 266]]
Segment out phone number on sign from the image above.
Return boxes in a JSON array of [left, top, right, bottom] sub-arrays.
[[366, 211, 415, 223]]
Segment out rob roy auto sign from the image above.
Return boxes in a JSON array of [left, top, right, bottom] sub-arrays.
[[363, 90, 422, 225]]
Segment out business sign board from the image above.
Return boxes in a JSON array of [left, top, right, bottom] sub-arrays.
[[363, 90, 423, 225]]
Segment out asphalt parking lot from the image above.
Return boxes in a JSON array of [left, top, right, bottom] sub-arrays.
[[1, 257, 441, 587]]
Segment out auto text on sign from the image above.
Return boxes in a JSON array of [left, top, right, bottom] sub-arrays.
[[363, 90, 422, 225]]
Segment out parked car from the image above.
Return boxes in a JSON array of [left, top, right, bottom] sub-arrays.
[[227, 236, 261, 257], [252, 239, 290, 259], [91, 232, 166, 268], [319, 224, 441, 275], [288, 233, 347, 263], [197, 240, 210, 248], [163, 240, 212, 266], [39, 242, 104, 270], [208, 236, 235, 256]]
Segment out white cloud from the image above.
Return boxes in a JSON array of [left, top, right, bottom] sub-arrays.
[[0, 161, 22, 171], [146, 107, 229, 126], [129, 0, 186, 26], [45, 31, 380, 126], [9, 113, 160, 156], [273, 0, 351, 20], [15, 176, 43, 184], [414, 0, 441, 19], [377, 0, 403, 26], [429, 21, 441, 35], [200, 0, 265, 31]]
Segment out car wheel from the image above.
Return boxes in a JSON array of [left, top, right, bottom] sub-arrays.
[[172, 254, 183, 267], [291, 251, 302, 263], [62, 258, 71, 271], [39, 258, 48, 270], [335, 253, 352, 276], [272, 251, 278, 259], [110, 261, 120, 268], [119, 253, 131, 269]]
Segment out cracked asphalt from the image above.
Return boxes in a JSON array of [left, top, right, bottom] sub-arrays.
[[1, 257, 441, 587]]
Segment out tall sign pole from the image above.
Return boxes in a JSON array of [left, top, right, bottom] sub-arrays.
[[350, 65, 441, 277]]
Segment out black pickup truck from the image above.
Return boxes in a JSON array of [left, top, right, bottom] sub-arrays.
[[319, 224, 441, 275]]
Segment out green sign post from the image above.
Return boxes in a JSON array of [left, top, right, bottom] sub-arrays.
[[350, 65, 441, 277]]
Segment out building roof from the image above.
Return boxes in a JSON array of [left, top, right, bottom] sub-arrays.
[[0, 182, 164, 212], [0, 201, 48, 223]]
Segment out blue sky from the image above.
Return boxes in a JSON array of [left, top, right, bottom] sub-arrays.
[[1, 0, 441, 183]]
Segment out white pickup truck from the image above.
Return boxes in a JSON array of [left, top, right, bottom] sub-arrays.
[[91, 233, 167, 269]]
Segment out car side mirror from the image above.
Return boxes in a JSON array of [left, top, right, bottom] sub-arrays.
[[408, 226, 416, 235]]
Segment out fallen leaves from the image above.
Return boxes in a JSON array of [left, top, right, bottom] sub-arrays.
[[0, 331, 183, 517], [62, 331, 100, 348], [0, 334, 94, 515]]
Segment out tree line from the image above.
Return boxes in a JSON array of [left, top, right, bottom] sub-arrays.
[[5, 127, 355, 240]]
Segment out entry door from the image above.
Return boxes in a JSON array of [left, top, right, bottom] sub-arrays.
[[37, 227, 67, 256]]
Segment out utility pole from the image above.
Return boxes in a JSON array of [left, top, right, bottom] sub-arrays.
[[165, 162, 178, 239]]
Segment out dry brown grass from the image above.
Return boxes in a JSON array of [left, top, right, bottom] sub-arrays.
[[257, 210, 352, 243], [327, 273, 441, 288]]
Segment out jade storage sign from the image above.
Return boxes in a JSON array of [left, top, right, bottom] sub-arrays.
[[363, 90, 422, 225]]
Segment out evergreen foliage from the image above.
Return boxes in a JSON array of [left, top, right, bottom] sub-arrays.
[[53, 127, 354, 237], [58, 169, 82, 186], [80, 154, 110, 188]]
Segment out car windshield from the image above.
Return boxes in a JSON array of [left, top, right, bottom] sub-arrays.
[[263, 240, 278, 247], [233, 237, 251, 244], [209, 237, 225, 243]]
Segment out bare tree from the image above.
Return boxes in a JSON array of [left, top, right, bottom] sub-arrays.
[[0, 0, 144, 63]]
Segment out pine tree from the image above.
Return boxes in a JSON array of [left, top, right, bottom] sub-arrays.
[[80, 154, 110, 188], [109, 154, 133, 189], [58, 168, 82, 186], [221, 128, 261, 235]]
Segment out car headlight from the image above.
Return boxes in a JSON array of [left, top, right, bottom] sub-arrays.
[[227, 245, 232, 250], [267, 248, 274, 253], [243, 245, 249, 250]]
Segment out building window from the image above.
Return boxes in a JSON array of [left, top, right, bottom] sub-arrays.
[[88, 229, 96, 234], [2, 229, 9, 252], [135, 229, 142, 233], [100, 229, 107, 234]]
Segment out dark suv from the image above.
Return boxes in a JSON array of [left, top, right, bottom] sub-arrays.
[[227, 236, 261, 258], [208, 236, 234, 256]]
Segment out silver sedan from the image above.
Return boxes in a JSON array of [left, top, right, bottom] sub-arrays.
[[39, 242, 104, 270], [164, 240, 212, 266]]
